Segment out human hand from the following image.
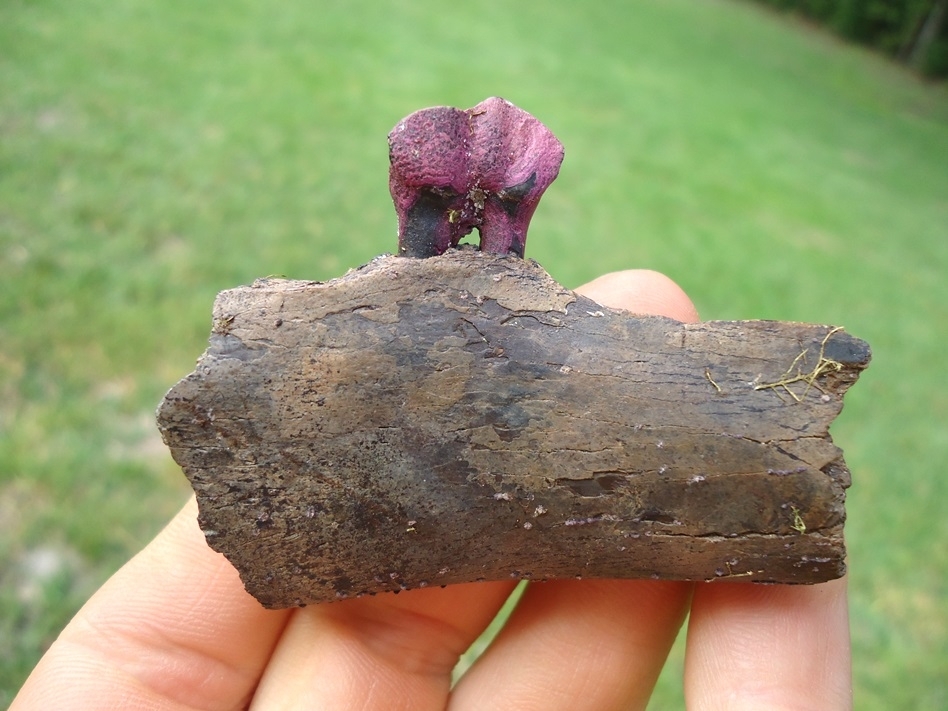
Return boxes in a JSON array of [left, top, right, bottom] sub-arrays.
[[12, 269, 852, 710]]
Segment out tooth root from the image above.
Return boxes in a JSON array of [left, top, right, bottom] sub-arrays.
[[397, 189, 465, 258]]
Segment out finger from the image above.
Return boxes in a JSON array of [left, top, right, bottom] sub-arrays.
[[448, 270, 700, 710], [684, 576, 852, 710], [12, 497, 292, 711], [577, 269, 700, 323], [450, 579, 691, 711], [249, 581, 517, 710]]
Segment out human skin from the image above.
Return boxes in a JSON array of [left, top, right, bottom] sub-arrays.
[[11, 269, 852, 711]]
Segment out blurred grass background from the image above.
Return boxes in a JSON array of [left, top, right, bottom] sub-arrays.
[[1, 0, 946, 706]]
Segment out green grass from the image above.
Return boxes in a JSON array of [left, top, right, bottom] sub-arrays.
[[2, 0, 946, 706]]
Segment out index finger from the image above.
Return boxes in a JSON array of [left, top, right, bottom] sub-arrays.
[[12, 497, 292, 710]]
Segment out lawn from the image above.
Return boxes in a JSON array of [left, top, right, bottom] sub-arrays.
[[2, 0, 947, 706]]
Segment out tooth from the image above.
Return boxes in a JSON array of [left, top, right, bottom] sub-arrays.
[[387, 98, 564, 258]]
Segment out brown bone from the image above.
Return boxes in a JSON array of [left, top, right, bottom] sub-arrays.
[[156, 250, 870, 608]]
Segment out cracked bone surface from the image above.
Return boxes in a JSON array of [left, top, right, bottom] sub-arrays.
[[157, 250, 870, 608], [388, 97, 564, 258]]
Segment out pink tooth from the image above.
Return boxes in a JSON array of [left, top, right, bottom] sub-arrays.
[[388, 97, 564, 258]]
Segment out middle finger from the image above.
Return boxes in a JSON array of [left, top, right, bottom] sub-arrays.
[[450, 578, 692, 711]]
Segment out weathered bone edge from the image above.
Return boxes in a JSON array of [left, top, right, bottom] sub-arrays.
[[157, 249, 870, 608]]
